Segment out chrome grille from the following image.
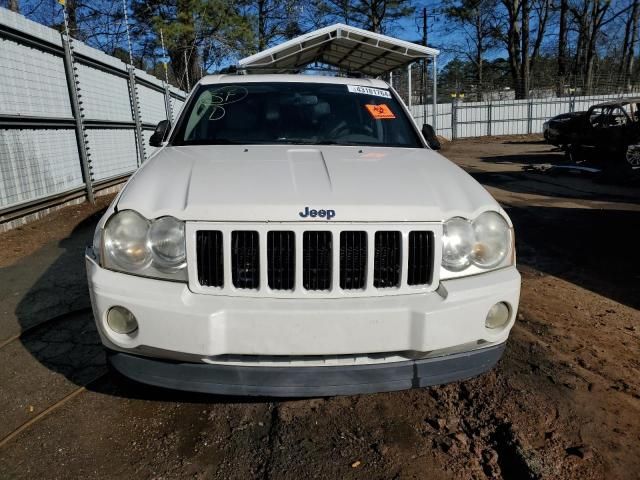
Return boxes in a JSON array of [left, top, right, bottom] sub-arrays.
[[191, 224, 437, 297]]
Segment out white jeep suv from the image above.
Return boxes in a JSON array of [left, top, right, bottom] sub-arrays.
[[86, 74, 520, 396]]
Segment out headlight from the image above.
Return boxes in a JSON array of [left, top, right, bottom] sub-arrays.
[[101, 210, 187, 281], [442, 212, 512, 275], [104, 210, 151, 271], [471, 211, 510, 268], [442, 217, 475, 271], [148, 216, 186, 271]]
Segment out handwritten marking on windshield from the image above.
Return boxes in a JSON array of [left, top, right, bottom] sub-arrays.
[[207, 86, 249, 121]]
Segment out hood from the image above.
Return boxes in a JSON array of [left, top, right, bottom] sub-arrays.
[[116, 145, 499, 222]]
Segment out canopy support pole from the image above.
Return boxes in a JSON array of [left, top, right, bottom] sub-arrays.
[[432, 55, 437, 131], [407, 63, 412, 108]]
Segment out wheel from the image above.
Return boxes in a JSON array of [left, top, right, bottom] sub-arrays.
[[625, 144, 640, 167], [565, 145, 582, 163]]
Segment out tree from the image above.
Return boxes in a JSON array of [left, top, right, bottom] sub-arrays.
[[500, 0, 527, 98], [317, 0, 415, 33], [496, 0, 550, 98], [619, 0, 639, 91], [444, 0, 500, 87], [131, 0, 253, 90], [569, 0, 632, 93], [556, 0, 569, 94], [240, 0, 305, 52]]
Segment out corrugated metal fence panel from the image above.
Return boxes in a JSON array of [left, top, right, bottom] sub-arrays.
[[410, 103, 452, 139], [530, 98, 569, 133], [0, 129, 83, 209], [0, 7, 62, 46], [411, 94, 640, 140], [86, 129, 138, 181], [72, 40, 129, 73], [489, 100, 529, 137], [171, 97, 186, 121], [455, 101, 489, 138], [0, 8, 187, 218], [0, 38, 71, 117], [75, 63, 133, 121], [138, 85, 167, 125]]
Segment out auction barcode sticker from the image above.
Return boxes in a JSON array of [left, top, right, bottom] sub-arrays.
[[347, 85, 392, 98]]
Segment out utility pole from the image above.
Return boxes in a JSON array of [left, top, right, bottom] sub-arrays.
[[423, 7, 428, 45]]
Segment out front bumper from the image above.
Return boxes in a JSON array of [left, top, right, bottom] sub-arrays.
[[87, 254, 520, 394], [108, 342, 506, 397]]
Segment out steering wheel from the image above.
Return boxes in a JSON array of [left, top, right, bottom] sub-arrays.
[[327, 122, 373, 139]]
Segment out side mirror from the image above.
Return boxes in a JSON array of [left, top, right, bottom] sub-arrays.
[[149, 120, 170, 147], [422, 124, 441, 150]]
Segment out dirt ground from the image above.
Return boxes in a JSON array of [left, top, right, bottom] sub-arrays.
[[0, 136, 638, 480]]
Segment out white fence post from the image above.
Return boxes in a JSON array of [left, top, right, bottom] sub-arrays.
[[432, 55, 437, 131], [127, 67, 146, 166], [61, 33, 95, 204], [451, 98, 458, 140]]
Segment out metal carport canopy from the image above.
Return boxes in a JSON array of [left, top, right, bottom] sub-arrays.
[[237, 23, 439, 76]]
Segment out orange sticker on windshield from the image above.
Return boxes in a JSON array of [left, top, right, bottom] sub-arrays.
[[365, 104, 396, 119]]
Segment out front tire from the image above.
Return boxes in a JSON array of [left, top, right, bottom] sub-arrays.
[[625, 144, 640, 167]]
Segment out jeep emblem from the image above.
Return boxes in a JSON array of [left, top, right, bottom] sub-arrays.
[[299, 206, 335, 220]]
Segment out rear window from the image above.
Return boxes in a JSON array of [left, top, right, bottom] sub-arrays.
[[172, 82, 422, 148]]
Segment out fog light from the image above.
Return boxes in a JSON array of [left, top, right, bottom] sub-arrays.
[[486, 302, 510, 329], [107, 306, 138, 334]]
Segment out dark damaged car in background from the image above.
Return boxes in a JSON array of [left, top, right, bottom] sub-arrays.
[[543, 98, 640, 167]]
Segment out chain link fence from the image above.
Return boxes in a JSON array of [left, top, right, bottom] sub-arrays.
[[0, 9, 186, 231]]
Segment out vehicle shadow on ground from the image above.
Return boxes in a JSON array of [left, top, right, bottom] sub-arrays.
[[12, 212, 110, 390], [11, 213, 281, 402], [480, 152, 566, 165], [502, 139, 549, 145], [505, 204, 640, 310], [472, 169, 640, 205]]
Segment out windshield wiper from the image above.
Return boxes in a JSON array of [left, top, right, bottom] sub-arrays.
[[205, 138, 242, 145], [314, 140, 369, 146], [183, 138, 241, 145]]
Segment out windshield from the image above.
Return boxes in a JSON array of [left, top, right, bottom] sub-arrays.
[[172, 82, 422, 148]]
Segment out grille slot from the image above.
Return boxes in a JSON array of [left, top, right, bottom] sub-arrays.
[[303, 231, 332, 290], [231, 231, 260, 289], [196, 230, 224, 287], [374, 231, 401, 288], [407, 231, 434, 286], [340, 231, 367, 290], [267, 231, 295, 290]]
